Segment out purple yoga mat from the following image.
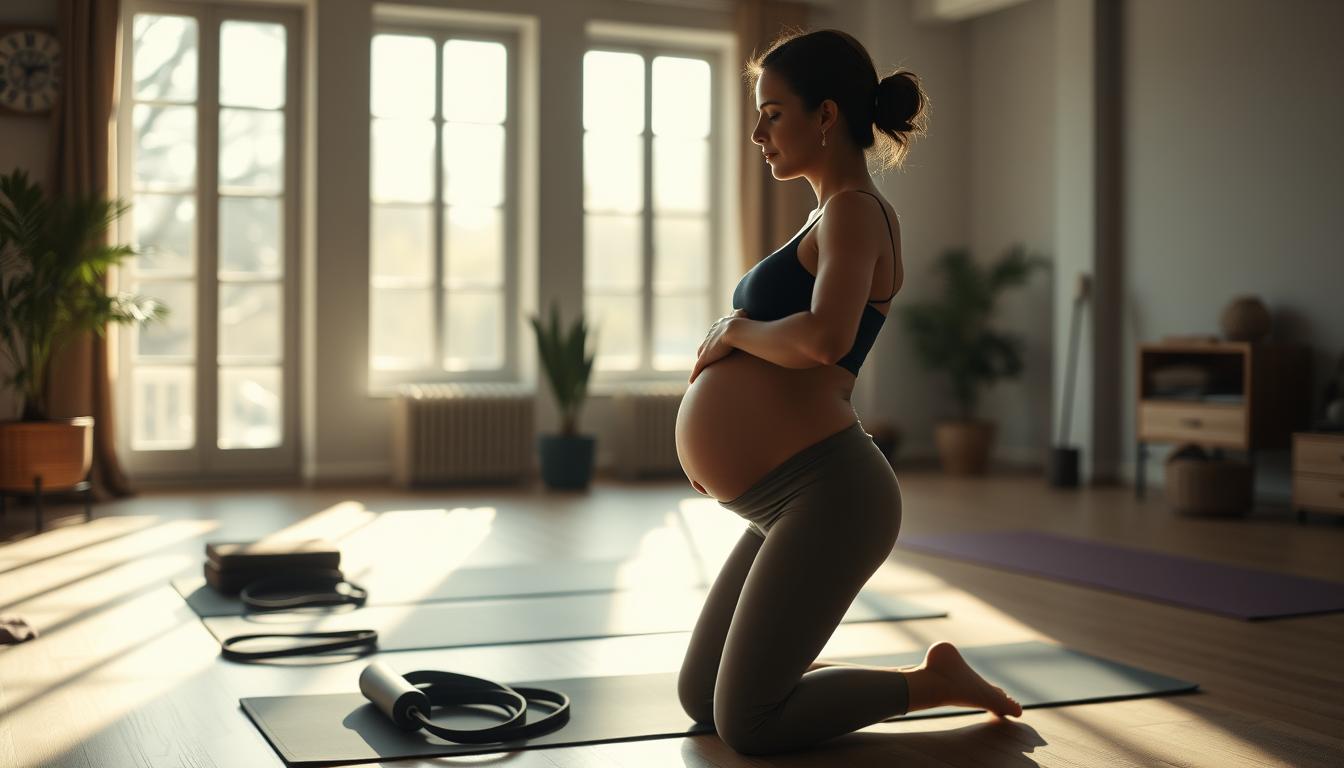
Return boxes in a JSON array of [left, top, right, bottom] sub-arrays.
[[899, 529, 1344, 620]]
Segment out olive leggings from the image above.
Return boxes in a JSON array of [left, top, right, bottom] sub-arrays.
[[677, 420, 908, 756]]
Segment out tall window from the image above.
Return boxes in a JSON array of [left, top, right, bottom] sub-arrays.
[[119, 6, 298, 476], [369, 31, 514, 381], [583, 48, 718, 375]]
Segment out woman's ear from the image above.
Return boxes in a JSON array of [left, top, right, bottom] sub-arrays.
[[818, 98, 840, 135]]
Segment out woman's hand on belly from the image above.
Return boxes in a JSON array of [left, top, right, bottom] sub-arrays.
[[689, 309, 749, 384]]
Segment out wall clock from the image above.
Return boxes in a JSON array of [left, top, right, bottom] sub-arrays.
[[0, 27, 62, 116]]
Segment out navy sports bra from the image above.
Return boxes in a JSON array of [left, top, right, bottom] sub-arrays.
[[731, 190, 898, 376]]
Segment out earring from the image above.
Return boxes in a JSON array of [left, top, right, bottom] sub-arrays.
[[821, 130, 827, 148]]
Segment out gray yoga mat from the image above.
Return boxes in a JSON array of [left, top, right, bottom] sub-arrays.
[[240, 640, 1198, 765], [900, 529, 1344, 620], [174, 557, 708, 618], [204, 588, 945, 653]]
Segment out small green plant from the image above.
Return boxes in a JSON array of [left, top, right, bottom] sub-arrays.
[[528, 302, 597, 436], [0, 169, 166, 420], [900, 244, 1048, 421]]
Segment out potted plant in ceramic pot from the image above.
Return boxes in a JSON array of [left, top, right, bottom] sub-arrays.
[[899, 244, 1047, 474], [0, 169, 166, 495], [529, 302, 597, 490]]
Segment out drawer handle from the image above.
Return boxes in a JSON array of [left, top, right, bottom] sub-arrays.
[[1179, 418, 1203, 428]]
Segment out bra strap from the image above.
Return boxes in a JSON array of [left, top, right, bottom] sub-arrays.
[[853, 190, 899, 303]]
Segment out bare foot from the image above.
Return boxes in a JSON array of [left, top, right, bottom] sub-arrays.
[[903, 641, 1023, 718]]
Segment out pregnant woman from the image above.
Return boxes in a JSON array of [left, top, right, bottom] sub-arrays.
[[674, 29, 1022, 756]]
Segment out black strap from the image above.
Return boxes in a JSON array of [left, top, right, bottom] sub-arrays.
[[220, 568, 378, 662], [401, 670, 571, 744], [852, 189, 899, 303], [221, 629, 378, 661], [239, 568, 368, 611]]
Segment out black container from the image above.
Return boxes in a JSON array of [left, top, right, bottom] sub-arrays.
[[1048, 446, 1080, 488], [538, 434, 596, 490]]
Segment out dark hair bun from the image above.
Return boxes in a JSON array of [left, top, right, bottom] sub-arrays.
[[875, 71, 927, 136]]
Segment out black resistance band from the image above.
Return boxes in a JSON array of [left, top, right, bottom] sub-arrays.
[[221, 568, 378, 661], [360, 661, 571, 744]]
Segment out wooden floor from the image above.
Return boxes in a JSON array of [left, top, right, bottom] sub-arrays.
[[2, 470, 1343, 767]]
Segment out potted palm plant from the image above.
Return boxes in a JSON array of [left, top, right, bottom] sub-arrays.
[[900, 244, 1047, 474], [0, 169, 166, 494], [529, 301, 597, 490]]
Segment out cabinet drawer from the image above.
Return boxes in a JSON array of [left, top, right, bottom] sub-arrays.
[[1138, 402, 1246, 447], [1293, 435, 1344, 478], [1293, 474, 1344, 513]]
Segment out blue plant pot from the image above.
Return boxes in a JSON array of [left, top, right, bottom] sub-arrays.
[[537, 434, 596, 490]]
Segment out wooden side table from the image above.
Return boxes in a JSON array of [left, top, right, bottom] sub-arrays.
[[1292, 432, 1344, 521], [1135, 340, 1312, 499], [0, 477, 93, 533]]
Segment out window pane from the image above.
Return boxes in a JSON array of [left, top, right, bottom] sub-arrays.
[[653, 57, 709, 138], [133, 193, 195, 276], [584, 132, 642, 213], [654, 217, 710, 290], [134, 105, 196, 190], [134, 281, 195, 359], [219, 283, 281, 361], [219, 196, 282, 278], [371, 119, 434, 202], [443, 40, 506, 124], [371, 34, 435, 119], [444, 292, 503, 371], [589, 294, 639, 371], [654, 295, 708, 370], [371, 288, 432, 369], [585, 214, 640, 291], [372, 204, 433, 282], [220, 21, 285, 109], [132, 14, 197, 102], [219, 367, 282, 449], [445, 206, 503, 288], [220, 109, 283, 193], [583, 51, 643, 133], [443, 123, 503, 206], [654, 137, 708, 213], [133, 366, 194, 450]]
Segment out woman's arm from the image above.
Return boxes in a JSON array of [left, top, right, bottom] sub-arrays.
[[723, 311, 832, 368]]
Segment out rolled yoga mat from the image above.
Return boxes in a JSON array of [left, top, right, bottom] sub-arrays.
[[174, 557, 708, 618], [240, 639, 1198, 765], [899, 529, 1344, 620], [203, 587, 945, 653]]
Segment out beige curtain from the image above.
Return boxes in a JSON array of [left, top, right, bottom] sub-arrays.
[[47, 0, 131, 498], [734, 0, 814, 272]]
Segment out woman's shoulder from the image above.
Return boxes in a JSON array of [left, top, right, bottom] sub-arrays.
[[821, 189, 900, 234]]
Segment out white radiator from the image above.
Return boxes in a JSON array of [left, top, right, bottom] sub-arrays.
[[391, 383, 535, 487], [612, 384, 687, 479]]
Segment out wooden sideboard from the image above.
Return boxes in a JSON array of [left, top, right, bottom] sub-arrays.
[[1292, 432, 1344, 519], [1135, 341, 1312, 499]]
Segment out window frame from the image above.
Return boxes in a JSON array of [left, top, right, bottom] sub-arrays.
[[581, 40, 726, 383], [114, 0, 303, 480], [367, 22, 522, 390]]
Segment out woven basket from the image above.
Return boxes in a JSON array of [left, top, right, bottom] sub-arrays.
[[1165, 452, 1252, 516], [0, 418, 94, 491]]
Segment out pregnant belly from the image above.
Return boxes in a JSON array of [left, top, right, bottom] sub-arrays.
[[675, 351, 856, 502]]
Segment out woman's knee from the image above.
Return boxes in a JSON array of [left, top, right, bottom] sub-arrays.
[[712, 705, 779, 756], [677, 665, 716, 725]]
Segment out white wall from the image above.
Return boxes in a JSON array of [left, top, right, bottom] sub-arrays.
[[841, 0, 973, 459], [967, 0, 1055, 465], [1122, 0, 1344, 494], [844, 0, 1055, 469], [0, 0, 59, 420]]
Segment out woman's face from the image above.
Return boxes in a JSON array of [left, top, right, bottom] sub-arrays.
[[751, 68, 823, 180]]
